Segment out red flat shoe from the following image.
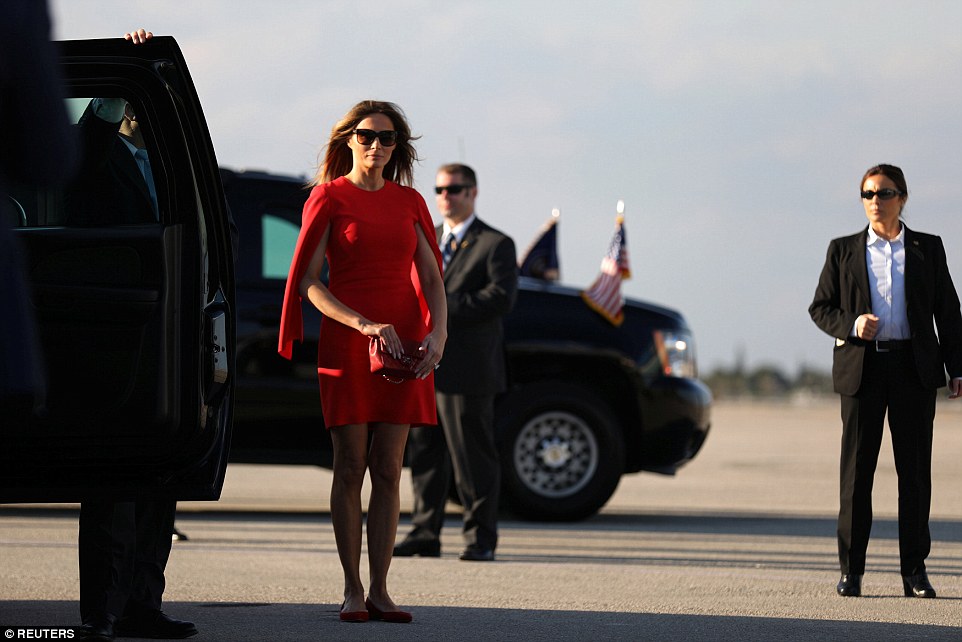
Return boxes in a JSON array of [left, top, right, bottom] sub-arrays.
[[365, 598, 412, 623], [339, 602, 369, 623]]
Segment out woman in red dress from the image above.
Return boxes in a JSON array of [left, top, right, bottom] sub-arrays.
[[278, 100, 446, 623]]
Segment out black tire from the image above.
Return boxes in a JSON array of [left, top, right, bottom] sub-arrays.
[[497, 382, 625, 521]]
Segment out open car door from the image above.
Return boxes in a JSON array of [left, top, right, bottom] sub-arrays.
[[1, 36, 234, 502]]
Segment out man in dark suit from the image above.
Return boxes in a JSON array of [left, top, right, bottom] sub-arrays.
[[395, 163, 517, 561], [68, 29, 197, 642], [64, 95, 157, 227], [810, 163, 962, 599]]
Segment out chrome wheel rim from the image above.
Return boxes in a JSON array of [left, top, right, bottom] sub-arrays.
[[512, 411, 598, 499]]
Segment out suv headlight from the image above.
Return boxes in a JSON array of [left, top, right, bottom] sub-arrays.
[[653, 330, 696, 378]]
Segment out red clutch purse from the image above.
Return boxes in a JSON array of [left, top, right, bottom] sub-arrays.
[[369, 337, 425, 382]]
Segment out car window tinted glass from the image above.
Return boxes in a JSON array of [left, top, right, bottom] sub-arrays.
[[8, 96, 162, 228], [262, 213, 298, 279]]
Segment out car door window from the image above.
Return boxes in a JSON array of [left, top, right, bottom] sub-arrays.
[[10, 96, 164, 229], [262, 213, 298, 279]]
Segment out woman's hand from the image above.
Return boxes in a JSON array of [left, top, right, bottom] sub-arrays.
[[359, 322, 402, 358], [415, 329, 447, 380]]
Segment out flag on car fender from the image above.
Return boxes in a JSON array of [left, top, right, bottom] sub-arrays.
[[581, 209, 630, 326], [518, 209, 560, 281]]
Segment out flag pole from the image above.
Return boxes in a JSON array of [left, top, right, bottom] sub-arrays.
[[616, 200, 630, 279]]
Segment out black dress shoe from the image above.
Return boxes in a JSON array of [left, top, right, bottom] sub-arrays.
[[79, 616, 115, 641], [393, 537, 441, 557], [836, 574, 862, 597], [459, 545, 495, 561], [903, 573, 937, 598], [116, 610, 198, 639]]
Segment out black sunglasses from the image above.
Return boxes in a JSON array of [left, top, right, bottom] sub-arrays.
[[861, 188, 903, 200], [353, 129, 398, 147], [434, 184, 473, 195]]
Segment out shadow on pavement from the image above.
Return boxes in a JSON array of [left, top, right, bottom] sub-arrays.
[[581, 511, 962, 543], [4, 507, 960, 577], [3, 506, 960, 544], [3, 600, 962, 642]]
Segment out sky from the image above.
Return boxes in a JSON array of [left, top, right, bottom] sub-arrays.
[[49, 0, 962, 375]]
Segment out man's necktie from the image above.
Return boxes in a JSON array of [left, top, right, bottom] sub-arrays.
[[135, 148, 159, 218], [441, 232, 457, 268]]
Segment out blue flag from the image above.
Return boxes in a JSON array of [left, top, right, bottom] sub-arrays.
[[519, 213, 560, 281]]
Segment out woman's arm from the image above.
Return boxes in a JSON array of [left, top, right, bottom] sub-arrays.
[[412, 223, 447, 378], [298, 224, 403, 357], [809, 239, 861, 339]]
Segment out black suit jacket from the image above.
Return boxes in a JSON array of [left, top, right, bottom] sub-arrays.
[[809, 224, 962, 396], [435, 218, 518, 395], [64, 103, 155, 226]]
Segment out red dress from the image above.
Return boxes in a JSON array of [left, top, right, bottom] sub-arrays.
[[278, 177, 442, 428]]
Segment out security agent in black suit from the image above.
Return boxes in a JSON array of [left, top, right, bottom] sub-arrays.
[[395, 164, 517, 561], [810, 164, 962, 599], [70, 29, 197, 642]]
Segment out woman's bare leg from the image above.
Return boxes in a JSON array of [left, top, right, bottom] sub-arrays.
[[365, 422, 410, 611], [329, 423, 369, 612]]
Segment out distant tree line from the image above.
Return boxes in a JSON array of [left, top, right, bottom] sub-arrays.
[[703, 365, 834, 400]]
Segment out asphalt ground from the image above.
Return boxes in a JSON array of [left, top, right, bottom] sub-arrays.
[[2, 398, 961, 641]]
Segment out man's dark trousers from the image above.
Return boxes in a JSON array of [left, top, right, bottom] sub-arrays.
[[79, 500, 176, 621], [406, 393, 500, 551]]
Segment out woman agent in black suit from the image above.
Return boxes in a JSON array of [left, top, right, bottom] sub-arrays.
[[810, 164, 962, 599]]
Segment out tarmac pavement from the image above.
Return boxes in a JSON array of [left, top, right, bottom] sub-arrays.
[[2, 398, 961, 641]]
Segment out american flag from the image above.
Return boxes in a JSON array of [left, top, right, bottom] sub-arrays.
[[581, 215, 630, 326]]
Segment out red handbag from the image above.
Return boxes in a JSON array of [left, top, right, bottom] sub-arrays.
[[369, 337, 425, 382]]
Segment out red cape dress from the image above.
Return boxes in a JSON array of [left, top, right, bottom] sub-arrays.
[[278, 177, 443, 428]]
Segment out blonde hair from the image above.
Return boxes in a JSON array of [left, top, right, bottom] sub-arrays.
[[311, 100, 420, 186]]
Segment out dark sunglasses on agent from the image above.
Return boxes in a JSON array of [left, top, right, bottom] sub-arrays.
[[434, 184, 473, 195], [353, 129, 398, 147], [860, 188, 903, 200]]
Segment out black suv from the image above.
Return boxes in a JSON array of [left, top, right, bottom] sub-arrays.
[[223, 168, 712, 520], [2, 37, 234, 503]]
